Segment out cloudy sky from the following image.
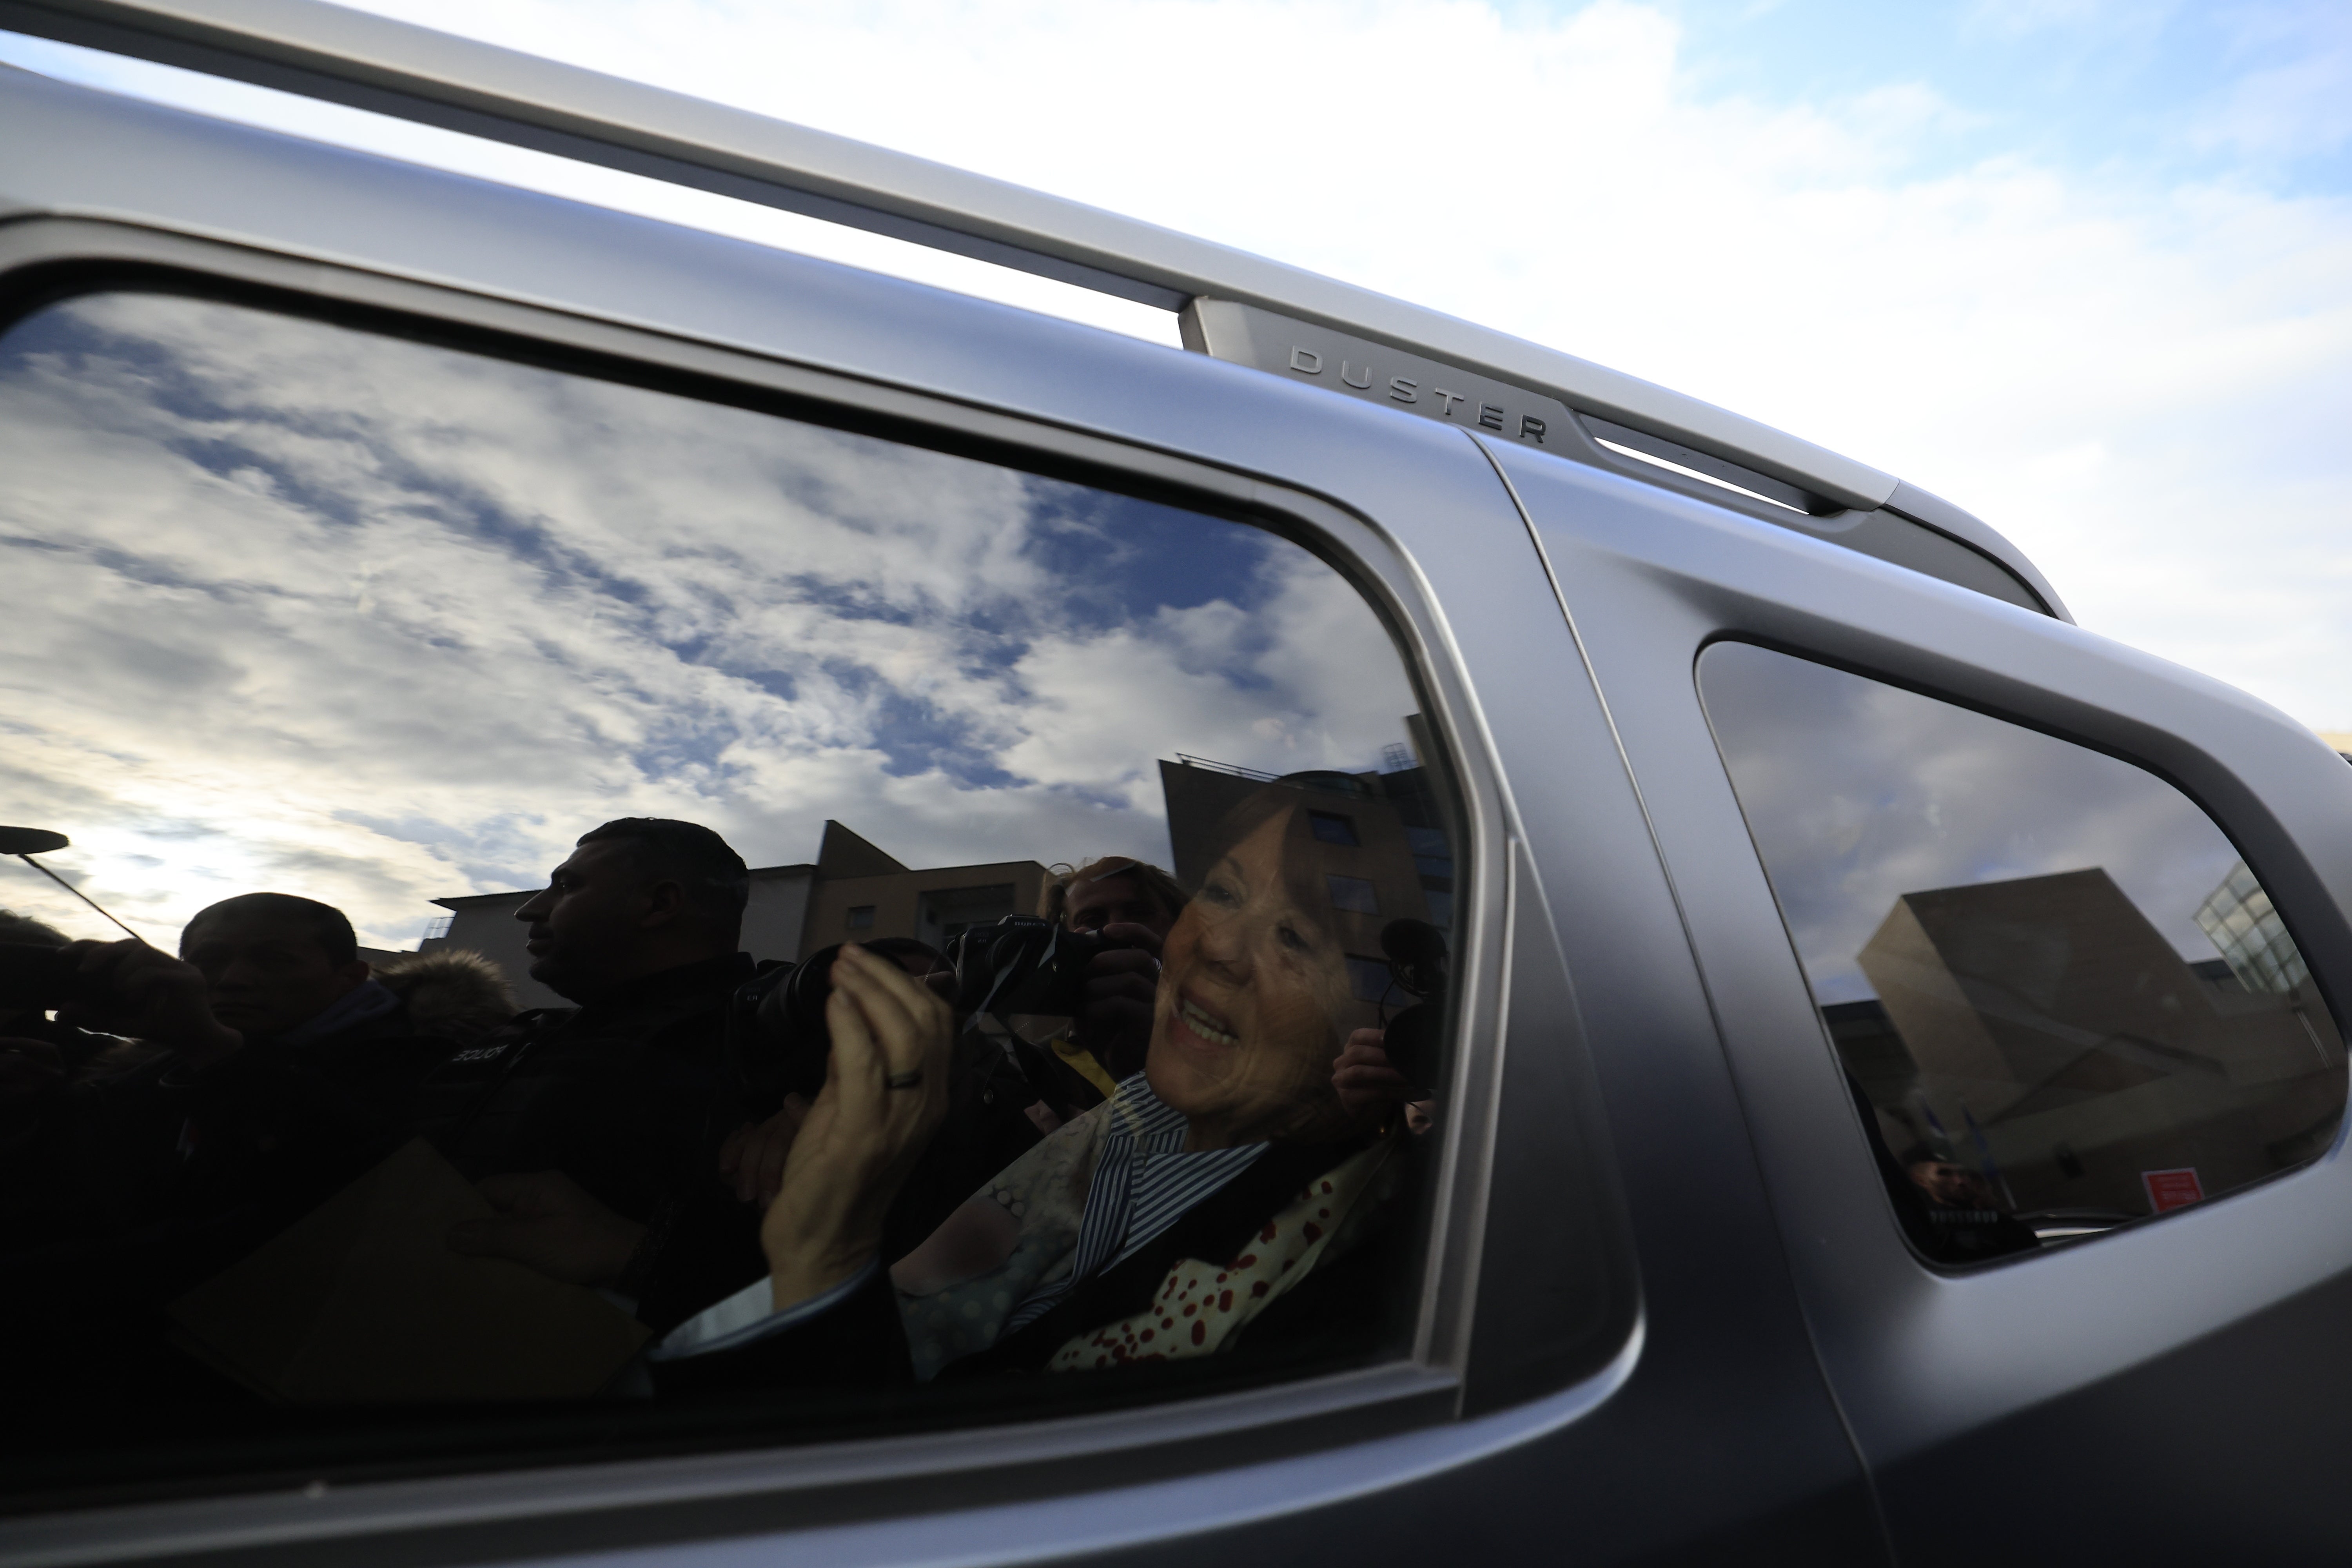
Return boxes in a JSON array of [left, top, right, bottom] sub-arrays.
[[1700, 640, 2250, 1003], [3, 2, 2347, 727], [0, 294, 1416, 947], [0, 1, 2344, 944]]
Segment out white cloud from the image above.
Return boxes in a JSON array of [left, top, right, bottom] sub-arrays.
[[0, 293, 1419, 948], [2191, 18, 2352, 160], [1702, 642, 2248, 1003], [3, 0, 2349, 951], [270, 0, 2345, 731]]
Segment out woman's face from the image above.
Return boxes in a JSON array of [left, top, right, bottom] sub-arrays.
[[1145, 809, 1352, 1148]]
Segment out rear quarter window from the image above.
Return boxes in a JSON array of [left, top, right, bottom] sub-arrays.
[[1699, 641, 2345, 1261]]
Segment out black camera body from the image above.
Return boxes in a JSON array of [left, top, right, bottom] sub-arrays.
[[945, 915, 1107, 1020], [726, 918, 1123, 1109], [724, 953, 836, 1105]]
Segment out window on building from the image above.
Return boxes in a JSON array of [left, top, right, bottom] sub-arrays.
[[1308, 810, 1360, 846], [916, 883, 1016, 947], [0, 289, 1461, 1501], [1700, 642, 2345, 1264], [1327, 874, 1380, 915]]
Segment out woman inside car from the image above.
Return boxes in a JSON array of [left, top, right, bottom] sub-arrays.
[[650, 786, 1424, 1388]]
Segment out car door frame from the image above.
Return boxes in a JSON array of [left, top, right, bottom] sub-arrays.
[[1482, 431, 2352, 1557]]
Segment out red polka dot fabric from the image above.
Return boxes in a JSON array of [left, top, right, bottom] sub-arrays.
[[1046, 1135, 1399, 1372]]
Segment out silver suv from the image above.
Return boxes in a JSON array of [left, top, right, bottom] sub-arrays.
[[2, 3, 2348, 1565]]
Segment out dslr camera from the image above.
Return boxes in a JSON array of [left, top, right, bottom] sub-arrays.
[[726, 916, 1133, 1107]]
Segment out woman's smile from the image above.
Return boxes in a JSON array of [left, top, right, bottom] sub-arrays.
[[1170, 988, 1240, 1053]]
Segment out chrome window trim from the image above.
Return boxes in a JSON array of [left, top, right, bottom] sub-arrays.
[[0, 1365, 1458, 1567], [0, 215, 1588, 1550]]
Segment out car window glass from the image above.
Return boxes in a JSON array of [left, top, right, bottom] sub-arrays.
[[1699, 642, 2344, 1262], [0, 292, 1458, 1501]]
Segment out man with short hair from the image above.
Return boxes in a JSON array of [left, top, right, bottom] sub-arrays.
[[513, 819, 750, 1004], [0, 892, 506, 1404], [178, 891, 374, 1046], [427, 818, 762, 1323]]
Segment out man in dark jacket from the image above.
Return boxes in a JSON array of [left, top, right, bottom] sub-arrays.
[[1, 893, 507, 1255], [0, 892, 515, 1416], [428, 817, 762, 1327]]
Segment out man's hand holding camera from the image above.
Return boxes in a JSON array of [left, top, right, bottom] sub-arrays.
[[1072, 921, 1162, 1080], [1334, 1029, 1434, 1137], [719, 1092, 810, 1207]]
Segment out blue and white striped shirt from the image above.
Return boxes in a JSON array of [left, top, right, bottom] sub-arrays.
[[1000, 1074, 1266, 1333]]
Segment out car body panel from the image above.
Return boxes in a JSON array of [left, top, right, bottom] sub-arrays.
[[1486, 430, 2352, 1563], [0, 65, 1886, 1566]]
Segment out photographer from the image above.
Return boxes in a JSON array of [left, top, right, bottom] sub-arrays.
[[0, 910, 124, 1103], [1031, 857, 1187, 1116], [428, 818, 763, 1328], [0, 893, 500, 1411], [717, 859, 1188, 1240], [0, 893, 479, 1253], [858, 857, 1189, 1263]]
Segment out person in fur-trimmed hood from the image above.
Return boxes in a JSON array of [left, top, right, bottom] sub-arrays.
[[0, 902, 524, 1412], [348, 948, 515, 1049], [1, 899, 519, 1262]]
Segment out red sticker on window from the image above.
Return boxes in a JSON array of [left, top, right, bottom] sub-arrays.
[[2142, 1167, 2205, 1213]]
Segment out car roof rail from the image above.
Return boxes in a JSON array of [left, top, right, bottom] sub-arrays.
[[0, 0, 2069, 619]]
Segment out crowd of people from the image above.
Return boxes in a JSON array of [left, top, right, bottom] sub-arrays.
[[0, 791, 1437, 1409]]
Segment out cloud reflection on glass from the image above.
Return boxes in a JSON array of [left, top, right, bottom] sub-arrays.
[[1699, 642, 2247, 1005], [0, 293, 1414, 947]]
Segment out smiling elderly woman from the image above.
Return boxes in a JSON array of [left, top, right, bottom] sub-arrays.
[[650, 788, 1423, 1389]]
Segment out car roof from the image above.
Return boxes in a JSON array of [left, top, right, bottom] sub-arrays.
[[1, 0, 2065, 616]]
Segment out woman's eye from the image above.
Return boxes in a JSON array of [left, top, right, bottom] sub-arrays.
[[1277, 923, 1310, 952], [1202, 880, 1239, 906]]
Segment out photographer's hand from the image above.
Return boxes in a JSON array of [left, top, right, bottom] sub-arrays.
[[1075, 921, 1162, 1080], [758, 943, 953, 1311], [58, 940, 240, 1067], [1334, 1029, 1433, 1134]]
